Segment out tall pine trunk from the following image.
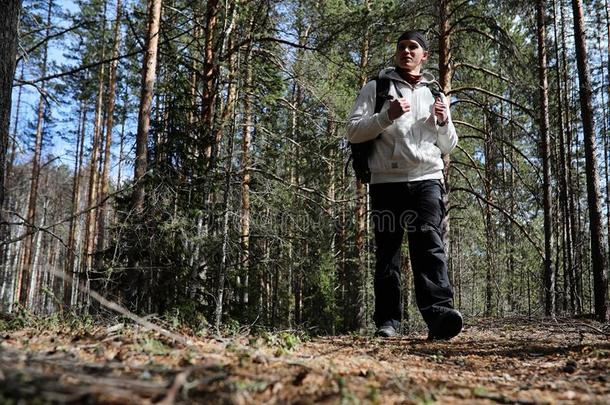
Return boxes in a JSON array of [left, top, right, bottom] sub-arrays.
[[82, 0, 108, 282], [133, 0, 163, 212], [571, 0, 609, 321], [484, 114, 495, 316], [239, 49, 253, 310], [18, 0, 53, 307], [0, 0, 22, 255], [537, 0, 555, 317], [352, 0, 371, 332], [604, 0, 610, 286], [552, 0, 574, 314], [202, 0, 220, 164], [214, 105, 237, 331], [64, 103, 87, 307], [438, 0, 454, 248], [559, 0, 581, 312], [97, 0, 123, 259]]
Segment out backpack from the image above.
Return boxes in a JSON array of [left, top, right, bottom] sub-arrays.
[[346, 78, 443, 183]]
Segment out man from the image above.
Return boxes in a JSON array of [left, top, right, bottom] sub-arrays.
[[346, 30, 462, 340]]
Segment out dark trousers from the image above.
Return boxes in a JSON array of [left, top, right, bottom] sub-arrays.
[[370, 179, 454, 329]]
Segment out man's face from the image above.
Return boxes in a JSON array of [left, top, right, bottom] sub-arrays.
[[395, 39, 429, 73]]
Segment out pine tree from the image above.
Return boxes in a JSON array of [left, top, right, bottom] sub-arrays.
[[571, 0, 609, 322]]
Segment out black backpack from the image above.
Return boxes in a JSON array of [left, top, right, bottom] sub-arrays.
[[346, 78, 442, 183]]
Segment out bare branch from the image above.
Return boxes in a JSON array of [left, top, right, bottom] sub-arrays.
[[447, 0, 472, 19], [452, 186, 544, 259], [454, 122, 542, 182], [257, 36, 318, 51], [449, 86, 534, 117], [47, 267, 192, 345], [453, 61, 514, 84], [14, 26, 193, 86], [450, 164, 485, 215], [16, 21, 93, 63]]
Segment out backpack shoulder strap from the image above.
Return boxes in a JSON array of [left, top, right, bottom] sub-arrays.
[[374, 77, 391, 114], [424, 81, 444, 99]]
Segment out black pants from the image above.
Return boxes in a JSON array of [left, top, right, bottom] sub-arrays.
[[370, 179, 454, 330]]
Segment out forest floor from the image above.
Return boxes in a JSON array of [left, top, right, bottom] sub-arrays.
[[1, 316, 609, 404]]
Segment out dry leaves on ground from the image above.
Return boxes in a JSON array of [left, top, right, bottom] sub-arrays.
[[1, 317, 609, 404]]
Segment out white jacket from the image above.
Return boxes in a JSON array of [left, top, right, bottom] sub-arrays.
[[346, 67, 458, 184]]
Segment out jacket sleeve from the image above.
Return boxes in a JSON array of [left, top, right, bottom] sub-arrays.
[[436, 93, 458, 154], [346, 80, 393, 144]]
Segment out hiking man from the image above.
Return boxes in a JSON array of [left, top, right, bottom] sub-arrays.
[[346, 30, 462, 339]]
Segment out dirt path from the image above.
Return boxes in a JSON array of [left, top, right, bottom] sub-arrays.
[[1, 318, 609, 404]]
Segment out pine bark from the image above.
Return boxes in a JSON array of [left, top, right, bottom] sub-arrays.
[[116, 89, 128, 187], [604, 0, 610, 285], [537, 0, 555, 317], [214, 103, 237, 331], [82, 0, 108, 279], [571, 0, 609, 321], [18, 0, 53, 307], [5, 65, 24, 198], [97, 0, 123, 257], [560, 0, 581, 312], [0, 0, 22, 252], [64, 103, 87, 307], [240, 49, 253, 309], [438, 0, 454, 256], [202, 0, 220, 163], [132, 0, 163, 212], [352, 0, 371, 332], [213, 3, 242, 328], [484, 114, 495, 317], [552, 0, 574, 313]]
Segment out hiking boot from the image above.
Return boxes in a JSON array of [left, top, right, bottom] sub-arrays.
[[375, 322, 397, 338], [427, 308, 463, 340]]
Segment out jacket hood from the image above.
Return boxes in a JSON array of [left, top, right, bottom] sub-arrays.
[[378, 67, 436, 85]]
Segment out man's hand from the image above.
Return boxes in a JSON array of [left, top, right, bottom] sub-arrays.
[[387, 98, 411, 121], [433, 97, 448, 124]]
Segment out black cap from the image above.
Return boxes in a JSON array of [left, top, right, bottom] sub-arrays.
[[396, 30, 429, 51]]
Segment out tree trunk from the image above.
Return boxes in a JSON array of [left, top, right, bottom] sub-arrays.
[[559, 0, 581, 313], [438, 0, 454, 261], [132, 0, 163, 212], [571, 0, 609, 321], [214, 107, 237, 331], [82, 0, 109, 289], [18, 0, 53, 308], [352, 0, 371, 332], [484, 114, 495, 317], [0, 0, 22, 254], [506, 100, 516, 313], [537, 0, 555, 317], [240, 48, 253, 309], [552, 0, 574, 314], [202, 0, 220, 163], [29, 198, 48, 310], [2, 65, 23, 304], [97, 0, 123, 258], [327, 108, 337, 331], [604, 0, 610, 284], [64, 103, 87, 308], [116, 88, 128, 187]]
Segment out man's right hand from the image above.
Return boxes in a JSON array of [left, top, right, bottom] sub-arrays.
[[387, 98, 411, 121]]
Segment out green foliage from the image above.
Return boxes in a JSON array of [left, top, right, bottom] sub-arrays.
[[259, 330, 305, 352], [303, 252, 339, 334], [138, 335, 171, 356], [0, 308, 95, 334]]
